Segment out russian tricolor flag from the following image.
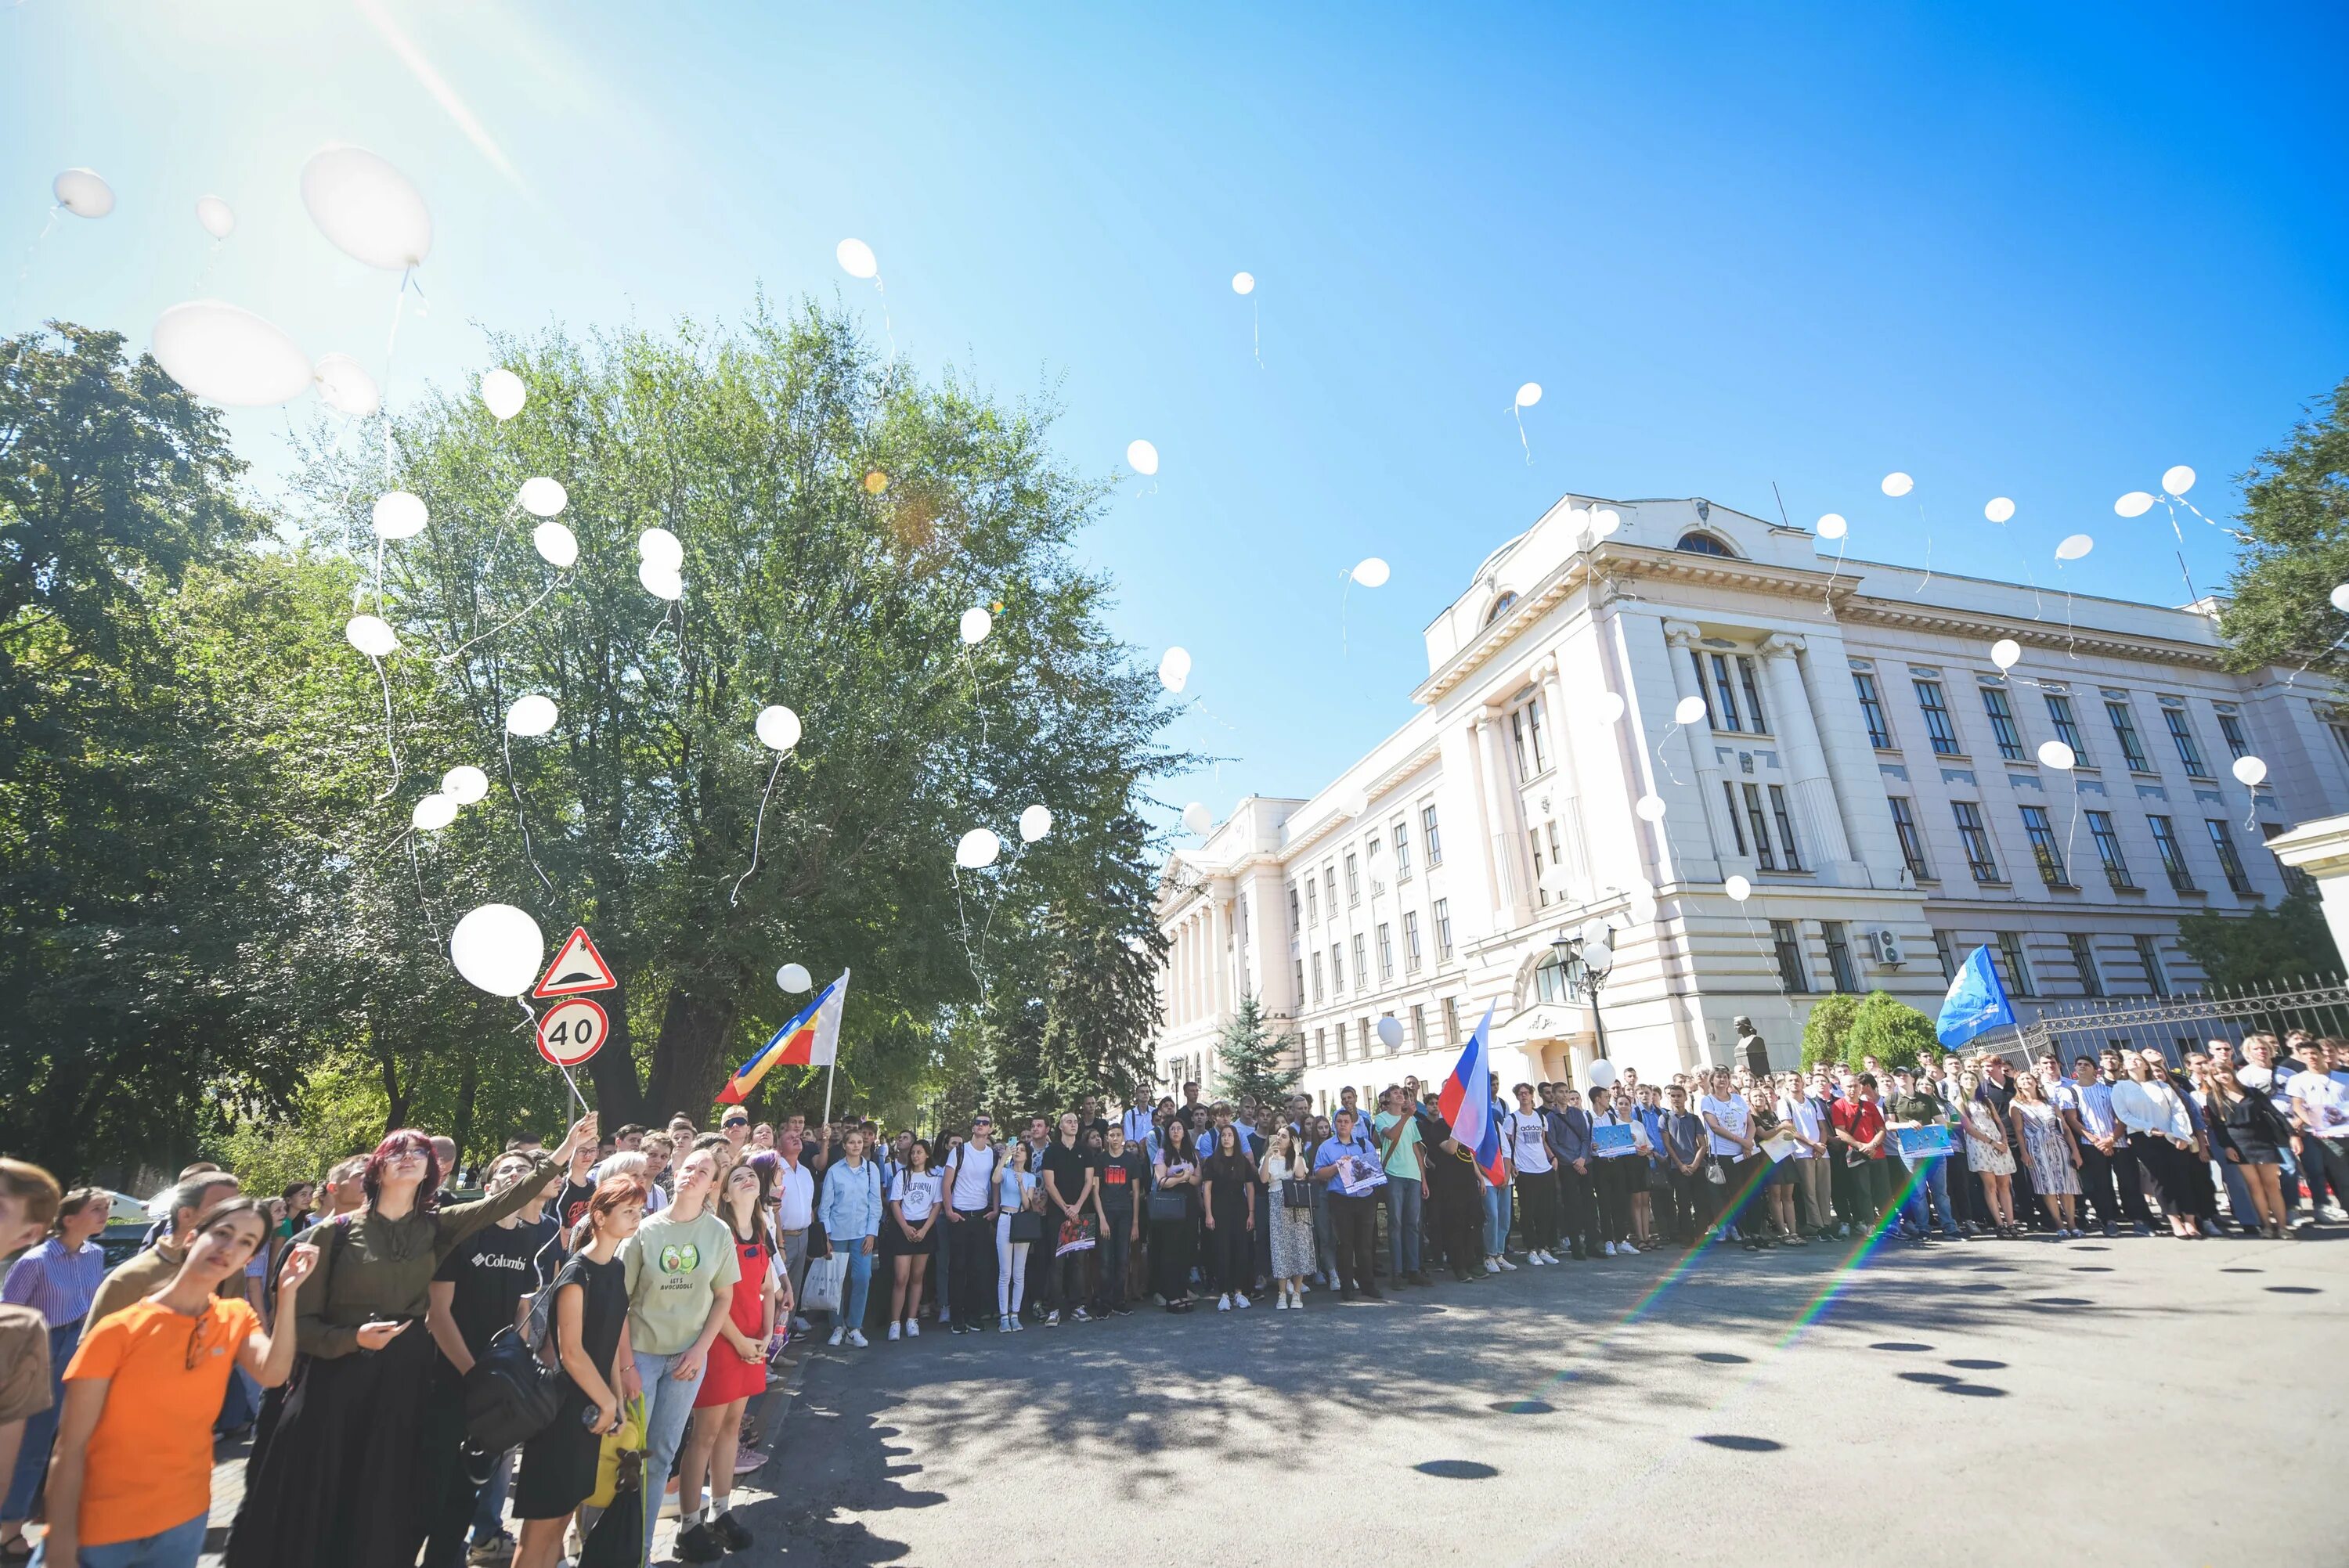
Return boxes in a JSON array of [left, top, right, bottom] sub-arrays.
[[717, 971, 848, 1105], [1438, 1000, 1507, 1186]]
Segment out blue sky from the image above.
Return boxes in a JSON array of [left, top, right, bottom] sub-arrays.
[[7, 2, 2347, 821]]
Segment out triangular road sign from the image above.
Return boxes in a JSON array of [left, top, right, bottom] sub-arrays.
[[533, 926, 618, 998]]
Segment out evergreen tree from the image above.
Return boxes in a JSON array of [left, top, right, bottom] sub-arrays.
[[1212, 993, 1301, 1107]]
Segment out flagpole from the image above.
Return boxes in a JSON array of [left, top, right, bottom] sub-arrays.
[[820, 1057, 837, 1133]]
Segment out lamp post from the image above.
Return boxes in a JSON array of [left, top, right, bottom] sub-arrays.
[[1551, 919, 1618, 1060]]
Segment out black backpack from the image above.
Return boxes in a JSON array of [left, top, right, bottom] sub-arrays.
[[463, 1271, 566, 1451]]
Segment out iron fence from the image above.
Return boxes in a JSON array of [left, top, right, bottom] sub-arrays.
[[2010, 976, 2349, 1067]]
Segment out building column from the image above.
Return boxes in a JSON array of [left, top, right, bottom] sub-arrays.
[[1758, 636, 1861, 881], [1538, 655, 1593, 900], [1209, 882, 1233, 1017], [1662, 622, 1745, 877], [1476, 712, 1529, 928]]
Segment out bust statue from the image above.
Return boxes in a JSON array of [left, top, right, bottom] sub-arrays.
[[1734, 1015, 1770, 1076]]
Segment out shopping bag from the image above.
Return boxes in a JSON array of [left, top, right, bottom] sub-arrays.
[[801, 1253, 842, 1316]]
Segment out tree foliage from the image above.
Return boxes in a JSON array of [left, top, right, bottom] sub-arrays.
[[1845, 991, 1936, 1072], [1213, 993, 1302, 1108], [2217, 376, 2349, 678], [1797, 993, 1862, 1070], [2177, 892, 2340, 991]]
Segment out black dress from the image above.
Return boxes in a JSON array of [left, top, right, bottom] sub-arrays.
[[514, 1251, 627, 1521], [1201, 1154, 1256, 1294], [2210, 1086, 2295, 1166], [1149, 1156, 1200, 1302]]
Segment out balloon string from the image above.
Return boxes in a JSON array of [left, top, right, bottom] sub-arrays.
[[407, 833, 444, 945], [872, 276, 896, 362], [368, 650, 403, 801], [1654, 720, 1687, 788], [1817, 535, 1849, 616], [441, 571, 567, 667], [2057, 561, 2078, 659], [502, 727, 557, 897], [1511, 403, 1532, 465], [8, 206, 59, 319], [951, 864, 989, 1008], [729, 751, 787, 909], [381, 268, 413, 485], [963, 646, 988, 753], [193, 236, 222, 295], [1908, 498, 1933, 599]]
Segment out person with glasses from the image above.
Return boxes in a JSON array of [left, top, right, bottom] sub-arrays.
[[940, 1117, 1001, 1335]]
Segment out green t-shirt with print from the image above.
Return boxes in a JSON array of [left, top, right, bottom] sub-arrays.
[[619, 1207, 741, 1356]]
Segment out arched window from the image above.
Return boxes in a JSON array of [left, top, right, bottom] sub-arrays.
[[1484, 590, 1518, 625], [1676, 531, 1736, 558], [1534, 952, 1572, 1004]]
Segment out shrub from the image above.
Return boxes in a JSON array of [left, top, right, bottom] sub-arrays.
[[1799, 993, 1861, 1070], [1846, 991, 1936, 1072]]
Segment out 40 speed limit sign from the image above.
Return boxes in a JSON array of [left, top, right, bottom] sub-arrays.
[[536, 997, 609, 1068]]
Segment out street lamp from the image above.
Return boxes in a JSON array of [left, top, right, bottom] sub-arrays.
[[1550, 917, 1618, 1060]]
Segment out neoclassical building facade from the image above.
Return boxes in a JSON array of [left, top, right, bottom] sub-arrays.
[[1151, 494, 2349, 1109]]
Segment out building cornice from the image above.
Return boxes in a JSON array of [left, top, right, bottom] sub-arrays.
[[1276, 743, 1443, 861], [1835, 597, 2228, 672]]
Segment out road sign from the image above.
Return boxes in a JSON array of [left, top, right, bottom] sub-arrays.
[[536, 997, 609, 1068], [533, 926, 617, 999]]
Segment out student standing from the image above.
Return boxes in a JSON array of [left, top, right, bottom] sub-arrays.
[[675, 1164, 778, 1563], [994, 1142, 1039, 1330], [1149, 1121, 1203, 1311], [1200, 1127, 1258, 1311], [2011, 1073, 2084, 1238], [1373, 1088, 1429, 1287], [1960, 1072, 2020, 1236], [817, 1130, 882, 1346], [1037, 1113, 1099, 1325], [1548, 1088, 1597, 1260], [0, 1186, 106, 1555], [1587, 1087, 1648, 1256], [882, 1142, 941, 1339], [1503, 1086, 1560, 1265], [1309, 1109, 1384, 1300], [511, 1176, 638, 1568], [1259, 1128, 1315, 1309], [1698, 1070, 1757, 1243], [1093, 1126, 1146, 1318], [1828, 1076, 1892, 1236], [940, 1119, 1001, 1336]]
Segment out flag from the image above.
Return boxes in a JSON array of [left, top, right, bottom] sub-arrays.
[[716, 970, 848, 1105], [1438, 1000, 1507, 1186], [1936, 946, 2015, 1048]]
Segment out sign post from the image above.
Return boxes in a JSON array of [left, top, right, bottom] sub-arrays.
[[533, 928, 618, 1119]]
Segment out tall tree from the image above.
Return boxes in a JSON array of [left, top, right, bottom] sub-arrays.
[[1212, 993, 1302, 1108], [2178, 892, 2341, 990], [2217, 376, 2349, 677]]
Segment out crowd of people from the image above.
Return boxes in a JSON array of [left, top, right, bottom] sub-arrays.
[[0, 1028, 2342, 1566]]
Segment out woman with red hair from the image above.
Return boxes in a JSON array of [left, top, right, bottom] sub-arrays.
[[225, 1113, 598, 1568]]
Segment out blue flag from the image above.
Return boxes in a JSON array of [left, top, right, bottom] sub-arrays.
[[1936, 945, 2017, 1047]]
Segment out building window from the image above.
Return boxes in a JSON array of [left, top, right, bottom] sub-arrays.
[[2163, 706, 2210, 777], [1330, 944, 1345, 997], [1740, 658, 1770, 735], [1888, 796, 1930, 878], [1510, 696, 1550, 779], [1288, 883, 1301, 932], [1422, 804, 1442, 867], [2107, 700, 2151, 772], [2069, 933, 2105, 998], [1741, 783, 1777, 871], [1485, 591, 1517, 625], [2085, 810, 2135, 891], [1720, 781, 1748, 855], [1351, 934, 1368, 990], [1377, 923, 1395, 980], [1293, 957, 1305, 1004], [1393, 821, 1412, 879], [2263, 822, 2318, 897], [1694, 651, 1728, 730], [1853, 672, 1893, 748], [1981, 686, 2026, 761], [1313, 1029, 1326, 1067], [2044, 693, 2087, 763], [1914, 679, 1961, 755], [1822, 921, 1860, 993], [1310, 952, 1324, 1004], [1345, 852, 1360, 905], [1365, 832, 1380, 867], [1676, 530, 1736, 557], [1305, 877, 1318, 926], [2206, 819, 2253, 895], [1403, 910, 1423, 971], [1953, 801, 2000, 881], [1535, 952, 1571, 1004], [1996, 932, 2037, 998], [1324, 867, 1337, 916], [1360, 1016, 1376, 1058], [1528, 829, 1549, 905], [1441, 996, 1460, 1046], [1334, 1022, 1348, 1062], [1770, 921, 1811, 994], [1410, 1003, 1427, 1050], [1931, 929, 1959, 982], [2019, 805, 2070, 887], [2135, 934, 2170, 997], [2217, 712, 2250, 760], [1769, 786, 1803, 871], [1433, 898, 1453, 959], [2148, 815, 2195, 892]]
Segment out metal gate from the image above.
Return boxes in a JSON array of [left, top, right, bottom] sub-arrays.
[[2013, 977, 2349, 1067]]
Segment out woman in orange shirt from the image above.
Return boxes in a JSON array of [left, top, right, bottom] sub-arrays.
[[37, 1199, 315, 1568]]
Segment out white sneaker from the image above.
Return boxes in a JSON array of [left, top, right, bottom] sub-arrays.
[[790, 1315, 811, 1334], [1604, 1241, 1618, 1256], [1498, 1255, 1518, 1271], [1012, 1315, 1025, 1331], [1273, 1292, 1288, 1310], [1217, 1294, 1232, 1311], [886, 1321, 900, 1341], [1233, 1292, 1250, 1309], [1044, 1310, 1060, 1325], [845, 1329, 868, 1347], [905, 1319, 919, 1338], [828, 1327, 846, 1346], [1620, 1241, 1640, 1255]]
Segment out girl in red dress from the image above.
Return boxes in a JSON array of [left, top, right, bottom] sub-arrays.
[[674, 1160, 779, 1561]]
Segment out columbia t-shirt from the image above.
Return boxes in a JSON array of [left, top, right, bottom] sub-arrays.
[[435, 1220, 547, 1362], [66, 1298, 258, 1547], [619, 1209, 741, 1357], [1503, 1110, 1553, 1174]]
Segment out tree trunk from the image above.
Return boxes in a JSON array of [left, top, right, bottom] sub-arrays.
[[645, 987, 738, 1123], [373, 1005, 410, 1132], [586, 992, 647, 1126]]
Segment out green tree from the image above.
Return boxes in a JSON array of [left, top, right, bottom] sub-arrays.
[[2178, 892, 2341, 990], [1212, 993, 1302, 1108], [2217, 376, 2349, 678], [1798, 993, 1862, 1070], [1846, 991, 1936, 1072]]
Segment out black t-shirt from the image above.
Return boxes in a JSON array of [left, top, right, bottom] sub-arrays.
[[1040, 1140, 1094, 1211], [554, 1178, 596, 1237], [1098, 1149, 1148, 1209], [435, 1220, 549, 1363], [546, 1251, 626, 1388]]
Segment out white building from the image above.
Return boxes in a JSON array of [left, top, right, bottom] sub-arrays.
[[1151, 494, 2349, 1109]]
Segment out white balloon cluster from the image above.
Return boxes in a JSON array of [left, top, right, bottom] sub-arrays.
[[411, 762, 491, 833], [637, 527, 683, 602]]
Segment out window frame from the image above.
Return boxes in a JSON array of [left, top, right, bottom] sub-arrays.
[[1433, 898, 1454, 960], [1996, 932, 2037, 998], [2107, 700, 2151, 773], [1393, 821, 1413, 879], [1421, 804, 1442, 867], [1769, 920, 1812, 994], [1822, 920, 1860, 993], [2084, 809, 2135, 891], [2019, 804, 2070, 887], [1853, 672, 1893, 749], [2044, 692, 2088, 762], [2206, 818, 2253, 895], [1402, 910, 1423, 971], [1952, 801, 2001, 882], [1888, 795, 1930, 879], [1914, 679, 1961, 755], [2147, 814, 2194, 892], [1980, 685, 2025, 761], [2163, 705, 2210, 777], [2068, 933, 2105, 998], [1768, 785, 1803, 871]]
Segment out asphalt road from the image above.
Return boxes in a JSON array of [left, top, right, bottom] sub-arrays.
[[730, 1229, 2344, 1568]]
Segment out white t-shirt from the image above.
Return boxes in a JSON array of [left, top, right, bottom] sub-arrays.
[[889, 1170, 941, 1224], [771, 1160, 814, 1231], [1503, 1110, 1553, 1174], [1698, 1094, 1751, 1158], [1779, 1096, 1823, 1159], [944, 1142, 1000, 1209], [2292, 1072, 2349, 1137]]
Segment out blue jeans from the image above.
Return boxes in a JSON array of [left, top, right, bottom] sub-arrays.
[[471, 1447, 514, 1543], [1481, 1182, 1510, 1256], [633, 1349, 709, 1559], [5, 1321, 75, 1518], [1900, 1157, 1957, 1235], [1384, 1178, 1422, 1277], [839, 1244, 875, 1330], [33, 1512, 207, 1568]]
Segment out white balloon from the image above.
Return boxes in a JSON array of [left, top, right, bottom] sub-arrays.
[[195, 195, 235, 239], [1582, 939, 1612, 971], [300, 144, 432, 271], [1984, 497, 2016, 524], [959, 607, 993, 646], [1127, 439, 1160, 476], [1596, 690, 1626, 724], [448, 903, 544, 997], [1377, 1016, 1404, 1049], [52, 168, 114, 218], [1019, 803, 1053, 843], [955, 827, 1001, 869], [2232, 754, 2268, 788], [1181, 802, 1213, 836], [371, 490, 428, 539], [756, 705, 802, 752], [1626, 885, 1660, 925], [1817, 513, 1848, 540], [2162, 465, 2196, 497], [1673, 695, 1708, 726], [1342, 789, 1369, 819], [1593, 508, 1622, 536], [1882, 471, 1914, 497], [1231, 271, 1255, 295], [480, 368, 526, 421], [778, 962, 812, 993], [637, 528, 684, 571], [1579, 917, 1612, 947], [2037, 740, 2077, 771], [2114, 492, 2155, 518], [2333, 582, 2349, 616], [312, 352, 381, 417], [441, 764, 489, 805], [518, 478, 568, 518], [412, 793, 458, 832], [1352, 557, 1391, 588], [2055, 534, 2095, 561], [532, 521, 578, 568], [505, 694, 557, 737], [638, 561, 684, 601], [1514, 381, 1543, 408], [1724, 874, 1752, 902], [836, 238, 878, 279], [1990, 638, 2022, 670], [150, 300, 312, 406], [345, 614, 399, 658], [1158, 646, 1191, 694], [1585, 1058, 1618, 1090], [1634, 793, 1667, 823]]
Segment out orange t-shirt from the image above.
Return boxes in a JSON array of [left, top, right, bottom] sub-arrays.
[[64, 1297, 258, 1546]]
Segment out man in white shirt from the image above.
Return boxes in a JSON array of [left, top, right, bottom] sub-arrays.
[[771, 1131, 817, 1332], [1503, 1084, 1559, 1265], [941, 1116, 1004, 1334], [2289, 1040, 2349, 1224]]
